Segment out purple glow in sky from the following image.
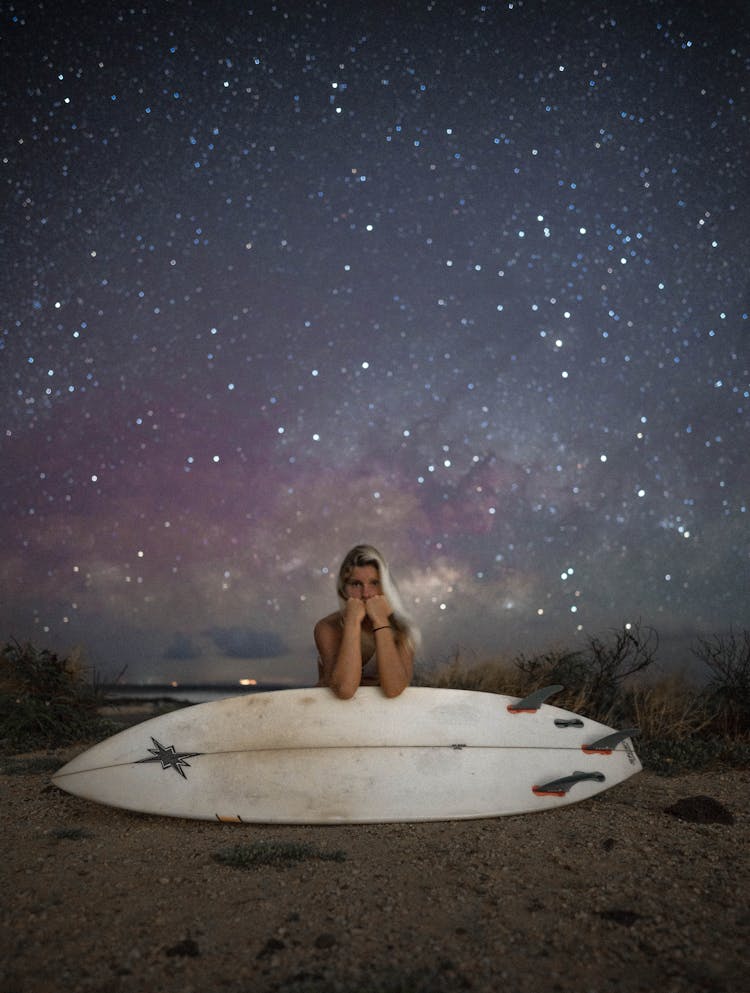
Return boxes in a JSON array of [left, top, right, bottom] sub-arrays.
[[2, 0, 748, 685]]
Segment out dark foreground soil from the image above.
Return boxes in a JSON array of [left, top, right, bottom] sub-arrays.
[[1, 740, 747, 993]]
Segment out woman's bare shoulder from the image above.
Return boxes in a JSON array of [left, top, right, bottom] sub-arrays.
[[314, 611, 342, 645], [315, 611, 342, 630]]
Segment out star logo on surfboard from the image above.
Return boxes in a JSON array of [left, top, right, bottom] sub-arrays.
[[136, 737, 203, 779]]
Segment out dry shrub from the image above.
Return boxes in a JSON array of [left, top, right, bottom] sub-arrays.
[[421, 623, 659, 727], [0, 640, 114, 752], [692, 629, 750, 736]]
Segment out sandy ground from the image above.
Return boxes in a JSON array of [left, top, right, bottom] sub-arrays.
[[1, 716, 748, 993]]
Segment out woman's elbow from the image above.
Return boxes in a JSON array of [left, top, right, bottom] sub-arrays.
[[330, 680, 357, 700], [381, 680, 408, 699]]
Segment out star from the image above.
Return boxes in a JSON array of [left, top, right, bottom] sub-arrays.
[[0, 1, 746, 685]]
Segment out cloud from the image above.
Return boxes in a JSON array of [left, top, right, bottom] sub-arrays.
[[205, 626, 287, 659], [163, 633, 203, 661]]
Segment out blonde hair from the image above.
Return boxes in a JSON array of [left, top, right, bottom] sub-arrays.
[[336, 544, 421, 653]]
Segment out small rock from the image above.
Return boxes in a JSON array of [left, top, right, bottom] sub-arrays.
[[257, 937, 285, 960], [598, 909, 643, 928], [602, 837, 616, 851], [664, 796, 735, 825], [314, 932, 336, 950], [165, 938, 200, 958]]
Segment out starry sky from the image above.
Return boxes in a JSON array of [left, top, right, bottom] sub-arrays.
[[2, 0, 748, 687]]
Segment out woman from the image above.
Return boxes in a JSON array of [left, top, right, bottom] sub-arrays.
[[315, 544, 419, 699]]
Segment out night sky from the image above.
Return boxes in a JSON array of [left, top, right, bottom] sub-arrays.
[[2, 0, 748, 687]]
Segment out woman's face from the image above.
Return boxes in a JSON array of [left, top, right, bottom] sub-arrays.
[[343, 564, 381, 601]]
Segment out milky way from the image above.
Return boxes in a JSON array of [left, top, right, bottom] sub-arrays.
[[2, 0, 748, 685]]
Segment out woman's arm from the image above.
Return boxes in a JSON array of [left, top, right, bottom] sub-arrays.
[[314, 600, 366, 699], [366, 596, 413, 698]]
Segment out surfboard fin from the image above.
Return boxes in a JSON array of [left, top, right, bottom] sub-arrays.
[[582, 729, 639, 755], [533, 771, 606, 797], [554, 718, 585, 728], [507, 685, 564, 713]]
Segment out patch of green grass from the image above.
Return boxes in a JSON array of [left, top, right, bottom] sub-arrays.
[[640, 736, 750, 775], [214, 840, 346, 869], [639, 736, 726, 776], [49, 827, 91, 840], [722, 738, 750, 768]]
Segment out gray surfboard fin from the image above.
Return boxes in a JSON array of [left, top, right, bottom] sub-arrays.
[[507, 685, 564, 713], [533, 771, 606, 796], [582, 728, 639, 754]]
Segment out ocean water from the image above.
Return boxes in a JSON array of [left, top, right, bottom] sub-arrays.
[[103, 683, 305, 705]]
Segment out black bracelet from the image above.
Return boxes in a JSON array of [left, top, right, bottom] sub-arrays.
[[372, 625, 392, 633]]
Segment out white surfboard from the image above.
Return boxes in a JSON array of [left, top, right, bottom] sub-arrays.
[[52, 687, 641, 823]]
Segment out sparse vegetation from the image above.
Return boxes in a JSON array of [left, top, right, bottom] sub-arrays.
[[214, 841, 346, 869], [419, 624, 750, 774], [692, 629, 750, 736], [275, 966, 471, 993], [0, 640, 117, 753], [49, 827, 91, 841], [516, 623, 660, 724]]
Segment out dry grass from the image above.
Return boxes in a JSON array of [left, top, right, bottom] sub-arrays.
[[416, 651, 522, 695], [624, 677, 714, 741], [421, 654, 717, 739]]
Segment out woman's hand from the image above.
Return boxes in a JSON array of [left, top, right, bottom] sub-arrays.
[[364, 594, 392, 629], [343, 596, 366, 625]]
